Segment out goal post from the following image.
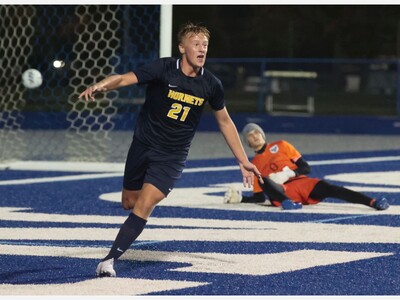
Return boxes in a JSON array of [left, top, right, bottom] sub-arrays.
[[159, 4, 173, 58]]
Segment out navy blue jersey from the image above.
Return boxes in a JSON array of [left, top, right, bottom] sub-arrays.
[[133, 57, 225, 153]]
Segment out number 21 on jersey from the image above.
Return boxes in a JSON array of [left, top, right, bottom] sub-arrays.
[[167, 103, 191, 122]]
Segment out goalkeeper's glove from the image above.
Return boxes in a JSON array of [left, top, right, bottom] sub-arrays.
[[223, 187, 242, 204], [281, 199, 303, 210], [268, 166, 296, 184]]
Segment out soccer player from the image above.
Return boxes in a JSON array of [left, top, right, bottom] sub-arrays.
[[224, 122, 390, 211], [79, 22, 262, 277]]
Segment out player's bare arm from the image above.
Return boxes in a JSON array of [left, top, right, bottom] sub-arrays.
[[79, 72, 138, 101], [213, 108, 263, 187]]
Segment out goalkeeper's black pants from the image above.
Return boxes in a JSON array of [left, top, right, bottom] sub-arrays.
[[259, 177, 288, 202], [309, 180, 373, 206], [258, 178, 374, 207]]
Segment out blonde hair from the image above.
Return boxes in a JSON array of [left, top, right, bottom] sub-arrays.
[[177, 22, 210, 44]]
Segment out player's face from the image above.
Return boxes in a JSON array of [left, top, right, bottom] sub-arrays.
[[246, 130, 265, 151], [179, 33, 209, 72]]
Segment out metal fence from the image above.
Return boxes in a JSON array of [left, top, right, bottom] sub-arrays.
[[206, 58, 400, 116]]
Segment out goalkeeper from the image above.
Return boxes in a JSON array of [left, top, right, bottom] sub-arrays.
[[224, 123, 390, 211]]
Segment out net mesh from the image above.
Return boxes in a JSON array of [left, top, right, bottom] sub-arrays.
[[0, 5, 160, 163]]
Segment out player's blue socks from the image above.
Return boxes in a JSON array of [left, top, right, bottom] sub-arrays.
[[103, 212, 147, 261]]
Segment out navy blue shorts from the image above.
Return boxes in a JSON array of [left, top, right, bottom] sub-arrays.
[[123, 137, 187, 196]]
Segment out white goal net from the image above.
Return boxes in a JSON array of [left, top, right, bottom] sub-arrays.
[[0, 5, 160, 163]]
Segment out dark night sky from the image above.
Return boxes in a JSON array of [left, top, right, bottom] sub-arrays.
[[171, 5, 400, 59]]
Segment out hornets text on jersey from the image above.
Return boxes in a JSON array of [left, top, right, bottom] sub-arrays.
[[133, 57, 225, 154]]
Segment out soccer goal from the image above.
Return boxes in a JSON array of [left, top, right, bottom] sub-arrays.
[[0, 5, 166, 164], [264, 70, 317, 116]]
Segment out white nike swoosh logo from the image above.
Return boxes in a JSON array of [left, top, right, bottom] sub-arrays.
[[117, 247, 123, 252], [168, 84, 178, 88]]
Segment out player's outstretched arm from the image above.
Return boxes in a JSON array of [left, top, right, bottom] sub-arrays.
[[78, 71, 138, 101], [214, 108, 263, 188]]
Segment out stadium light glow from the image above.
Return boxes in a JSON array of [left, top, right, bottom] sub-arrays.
[[53, 60, 65, 68]]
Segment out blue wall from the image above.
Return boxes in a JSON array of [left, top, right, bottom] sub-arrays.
[[17, 111, 400, 135], [198, 113, 400, 135]]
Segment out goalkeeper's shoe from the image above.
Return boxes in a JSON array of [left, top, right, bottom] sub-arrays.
[[96, 258, 116, 277], [371, 198, 389, 211], [281, 199, 302, 210]]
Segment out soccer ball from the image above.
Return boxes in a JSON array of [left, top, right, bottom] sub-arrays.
[[22, 68, 43, 89]]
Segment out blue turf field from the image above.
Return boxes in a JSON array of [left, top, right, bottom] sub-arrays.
[[0, 149, 399, 296]]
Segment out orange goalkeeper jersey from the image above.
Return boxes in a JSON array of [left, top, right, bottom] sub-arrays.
[[252, 140, 302, 193]]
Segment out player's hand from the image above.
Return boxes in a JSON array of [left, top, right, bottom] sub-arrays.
[[269, 166, 296, 184], [78, 84, 107, 102], [223, 187, 242, 204], [240, 161, 264, 188]]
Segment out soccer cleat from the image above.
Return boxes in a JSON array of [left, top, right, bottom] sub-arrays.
[[371, 198, 389, 210], [95, 258, 116, 277], [281, 199, 302, 210]]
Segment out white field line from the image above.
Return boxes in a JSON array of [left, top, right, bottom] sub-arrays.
[[0, 155, 400, 172], [0, 172, 123, 185], [0, 244, 392, 277], [0, 155, 400, 185], [0, 222, 399, 243]]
